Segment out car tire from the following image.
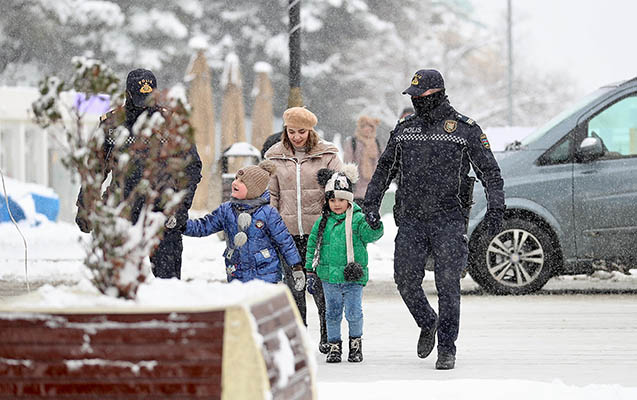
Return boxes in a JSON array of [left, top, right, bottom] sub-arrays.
[[468, 218, 557, 295]]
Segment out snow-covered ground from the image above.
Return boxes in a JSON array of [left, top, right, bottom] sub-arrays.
[[1, 219, 637, 399]]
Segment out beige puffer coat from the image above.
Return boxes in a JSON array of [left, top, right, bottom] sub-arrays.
[[265, 140, 343, 236]]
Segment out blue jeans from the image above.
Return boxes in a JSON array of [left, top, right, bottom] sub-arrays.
[[322, 281, 363, 342]]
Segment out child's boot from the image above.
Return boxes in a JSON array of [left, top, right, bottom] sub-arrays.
[[326, 341, 342, 363], [348, 336, 363, 362]]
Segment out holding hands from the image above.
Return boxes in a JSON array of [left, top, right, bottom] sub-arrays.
[[292, 266, 305, 291], [365, 210, 382, 230], [306, 272, 317, 295]]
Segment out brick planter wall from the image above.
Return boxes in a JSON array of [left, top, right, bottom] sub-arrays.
[[0, 287, 314, 399]]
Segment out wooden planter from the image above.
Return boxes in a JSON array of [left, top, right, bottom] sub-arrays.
[[0, 286, 315, 399]]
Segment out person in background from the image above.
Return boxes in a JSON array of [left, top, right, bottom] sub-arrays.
[[363, 69, 504, 370], [261, 129, 283, 159], [184, 160, 301, 283], [265, 106, 343, 354], [342, 115, 382, 204], [75, 68, 202, 280], [301, 165, 383, 363]]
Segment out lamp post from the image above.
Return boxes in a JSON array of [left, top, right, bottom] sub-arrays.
[[288, 0, 303, 107], [507, 0, 513, 126]]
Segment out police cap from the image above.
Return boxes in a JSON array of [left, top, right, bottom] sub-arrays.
[[126, 68, 157, 107], [402, 69, 444, 96]]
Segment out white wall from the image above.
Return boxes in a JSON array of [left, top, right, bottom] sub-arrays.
[[0, 87, 102, 222]]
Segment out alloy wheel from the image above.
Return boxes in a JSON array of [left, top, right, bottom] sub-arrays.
[[486, 228, 545, 288]]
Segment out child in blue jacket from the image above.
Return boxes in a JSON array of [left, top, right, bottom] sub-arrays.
[[184, 160, 301, 283]]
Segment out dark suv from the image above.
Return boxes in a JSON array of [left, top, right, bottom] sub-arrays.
[[467, 77, 637, 294]]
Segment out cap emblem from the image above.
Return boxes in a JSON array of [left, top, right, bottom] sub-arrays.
[[411, 73, 422, 86], [139, 79, 153, 94]]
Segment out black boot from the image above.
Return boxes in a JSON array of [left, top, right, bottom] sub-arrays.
[[435, 352, 456, 370], [348, 336, 363, 363], [417, 316, 438, 359], [318, 341, 330, 354], [326, 341, 342, 363]]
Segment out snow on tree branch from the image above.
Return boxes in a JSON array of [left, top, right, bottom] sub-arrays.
[[32, 57, 195, 299]]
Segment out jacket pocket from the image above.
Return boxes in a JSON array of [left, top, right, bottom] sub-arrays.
[[254, 248, 279, 276]]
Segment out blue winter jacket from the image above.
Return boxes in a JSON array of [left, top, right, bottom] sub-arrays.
[[184, 191, 301, 283]]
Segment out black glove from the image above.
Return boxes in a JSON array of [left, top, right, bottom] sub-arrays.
[[343, 262, 364, 281], [365, 210, 381, 230], [306, 272, 317, 295], [484, 209, 505, 236], [75, 213, 92, 233]]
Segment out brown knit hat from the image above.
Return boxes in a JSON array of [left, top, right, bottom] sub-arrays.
[[282, 107, 318, 129], [236, 160, 277, 199]]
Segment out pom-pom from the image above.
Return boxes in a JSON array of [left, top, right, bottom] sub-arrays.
[[237, 212, 252, 231], [317, 168, 336, 187], [341, 163, 359, 184], [343, 262, 364, 281], [233, 231, 248, 247]]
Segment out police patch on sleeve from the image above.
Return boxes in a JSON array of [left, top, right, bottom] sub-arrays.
[[443, 120, 457, 133], [480, 133, 490, 149]]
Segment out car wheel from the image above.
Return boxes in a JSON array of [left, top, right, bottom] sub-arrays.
[[468, 218, 557, 295]]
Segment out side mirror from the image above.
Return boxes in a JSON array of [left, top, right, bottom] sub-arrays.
[[577, 137, 604, 161]]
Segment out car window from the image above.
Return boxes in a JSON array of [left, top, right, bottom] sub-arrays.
[[539, 135, 573, 165], [521, 89, 608, 146], [586, 95, 637, 158]]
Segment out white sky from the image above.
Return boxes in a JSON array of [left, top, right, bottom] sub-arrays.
[[471, 0, 636, 94]]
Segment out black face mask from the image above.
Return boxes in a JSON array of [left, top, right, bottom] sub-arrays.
[[125, 91, 149, 123], [411, 90, 446, 116]]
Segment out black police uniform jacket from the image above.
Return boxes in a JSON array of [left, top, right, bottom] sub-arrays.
[[76, 106, 202, 230], [364, 100, 504, 223]]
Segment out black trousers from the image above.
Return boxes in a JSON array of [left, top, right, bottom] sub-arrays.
[[150, 229, 183, 279], [282, 235, 328, 344], [393, 210, 468, 355]]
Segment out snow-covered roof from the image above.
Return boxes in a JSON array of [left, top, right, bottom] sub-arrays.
[[223, 142, 261, 158], [253, 62, 272, 74], [220, 53, 242, 89], [188, 36, 208, 50]]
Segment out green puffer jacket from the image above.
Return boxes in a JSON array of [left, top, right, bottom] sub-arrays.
[[304, 203, 383, 285]]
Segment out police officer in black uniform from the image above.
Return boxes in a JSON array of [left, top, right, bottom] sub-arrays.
[[75, 68, 202, 279], [363, 69, 504, 369]]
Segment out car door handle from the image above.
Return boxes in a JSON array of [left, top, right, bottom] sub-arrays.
[[580, 170, 597, 175]]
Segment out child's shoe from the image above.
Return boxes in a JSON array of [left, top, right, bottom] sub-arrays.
[[319, 341, 330, 354], [348, 336, 363, 362], [326, 341, 342, 363]]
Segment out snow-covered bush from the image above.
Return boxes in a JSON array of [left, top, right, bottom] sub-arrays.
[[32, 57, 194, 299]]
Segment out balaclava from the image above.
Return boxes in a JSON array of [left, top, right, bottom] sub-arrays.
[[125, 69, 157, 125], [411, 89, 446, 116]]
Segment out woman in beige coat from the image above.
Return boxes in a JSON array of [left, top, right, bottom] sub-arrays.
[[265, 107, 342, 354]]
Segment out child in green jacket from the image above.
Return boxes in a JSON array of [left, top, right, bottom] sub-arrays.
[[299, 164, 383, 363]]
